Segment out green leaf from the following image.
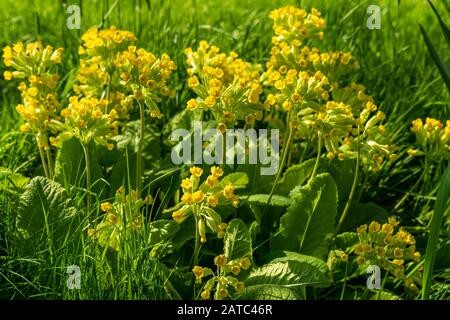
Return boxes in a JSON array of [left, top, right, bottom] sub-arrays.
[[271, 173, 338, 259], [54, 138, 104, 193], [148, 219, 180, 246], [245, 251, 330, 288], [419, 24, 450, 92], [200, 172, 249, 193], [334, 232, 359, 249], [340, 202, 389, 232], [223, 218, 252, 261], [0, 167, 29, 189], [275, 158, 315, 195], [245, 194, 291, 207], [422, 165, 450, 299], [16, 176, 78, 251], [427, 0, 450, 47], [435, 242, 450, 273], [239, 284, 300, 300]]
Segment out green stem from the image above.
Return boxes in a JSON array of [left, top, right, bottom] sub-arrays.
[[335, 133, 361, 236], [263, 121, 295, 214], [82, 142, 92, 214], [36, 134, 49, 178], [310, 130, 322, 182], [193, 211, 200, 267], [42, 133, 54, 179], [136, 100, 145, 194]]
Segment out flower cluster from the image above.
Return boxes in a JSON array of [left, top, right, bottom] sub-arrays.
[[192, 254, 251, 300], [353, 217, 421, 279], [185, 41, 263, 129], [114, 46, 177, 118], [172, 166, 239, 242], [50, 96, 117, 148], [408, 117, 450, 162], [269, 6, 326, 46], [263, 6, 395, 172], [3, 42, 63, 132], [87, 187, 153, 251], [75, 27, 137, 105]]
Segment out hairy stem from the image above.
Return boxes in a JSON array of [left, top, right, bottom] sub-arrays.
[[263, 122, 295, 214], [310, 130, 322, 182], [36, 134, 49, 178], [82, 142, 92, 214], [136, 100, 145, 194], [335, 133, 361, 236]]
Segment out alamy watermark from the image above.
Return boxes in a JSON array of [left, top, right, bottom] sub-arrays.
[[170, 121, 279, 175], [366, 265, 381, 289], [66, 265, 81, 289]]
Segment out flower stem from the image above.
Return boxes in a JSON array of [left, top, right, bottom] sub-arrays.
[[193, 211, 201, 267], [36, 134, 49, 178], [309, 130, 322, 182], [136, 100, 145, 195], [82, 142, 92, 214], [335, 133, 361, 236], [43, 133, 54, 179], [263, 121, 295, 214]]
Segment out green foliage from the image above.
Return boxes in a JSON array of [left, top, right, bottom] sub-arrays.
[[224, 219, 252, 261], [16, 176, 78, 253], [271, 173, 338, 260]]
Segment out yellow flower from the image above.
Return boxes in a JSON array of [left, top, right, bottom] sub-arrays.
[[181, 192, 193, 205], [3, 71, 12, 80], [188, 76, 200, 88], [214, 254, 228, 268], [369, 221, 381, 232], [211, 166, 223, 177], [235, 282, 245, 294], [381, 223, 394, 235], [192, 190, 205, 203], [393, 248, 404, 259], [101, 202, 111, 212], [172, 210, 184, 223], [207, 195, 219, 207], [384, 234, 394, 245], [388, 217, 399, 227], [239, 257, 251, 270], [217, 288, 228, 300], [413, 252, 421, 262], [206, 175, 218, 188], [392, 259, 404, 266], [222, 183, 235, 199], [356, 224, 367, 234], [187, 99, 198, 110], [181, 178, 193, 190], [375, 246, 385, 257], [231, 265, 241, 275], [201, 290, 211, 300], [356, 256, 366, 265], [192, 266, 205, 280], [190, 166, 203, 178]]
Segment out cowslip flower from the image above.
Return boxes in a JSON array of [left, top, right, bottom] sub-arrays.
[[185, 41, 263, 129], [193, 255, 251, 300], [172, 166, 239, 243], [353, 217, 421, 280], [408, 117, 450, 162]]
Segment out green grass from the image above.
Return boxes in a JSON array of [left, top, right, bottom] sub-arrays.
[[0, 0, 449, 300]]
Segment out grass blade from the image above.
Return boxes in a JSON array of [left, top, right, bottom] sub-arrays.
[[422, 165, 450, 300], [419, 24, 450, 92], [427, 0, 450, 47]]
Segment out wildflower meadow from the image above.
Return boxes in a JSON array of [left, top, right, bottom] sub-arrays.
[[0, 0, 449, 302]]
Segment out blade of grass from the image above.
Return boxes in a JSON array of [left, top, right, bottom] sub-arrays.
[[419, 24, 450, 92], [427, 0, 450, 47], [422, 165, 450, 300]]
